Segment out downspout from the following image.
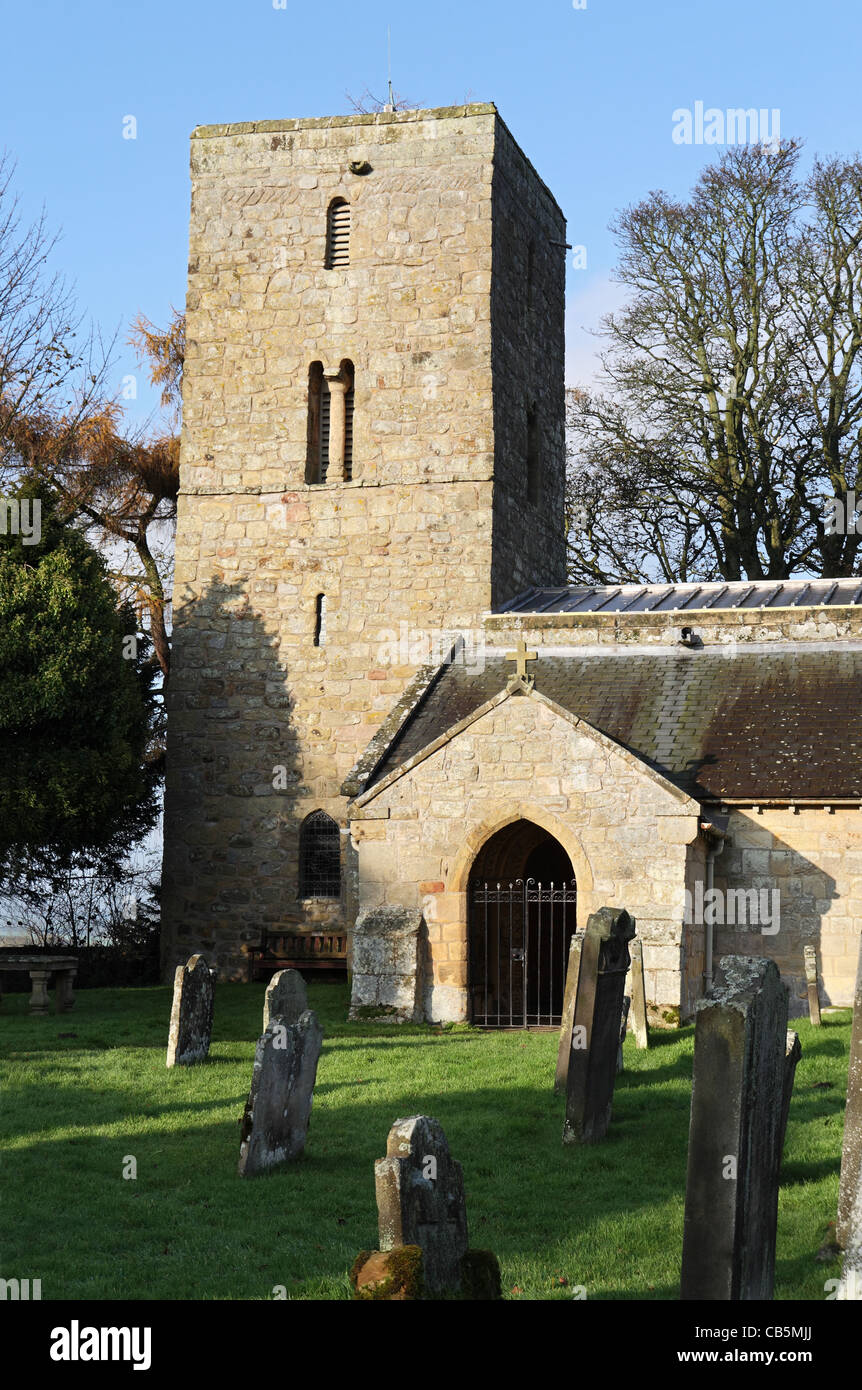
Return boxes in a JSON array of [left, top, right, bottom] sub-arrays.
[[700, 818, 730, 994]]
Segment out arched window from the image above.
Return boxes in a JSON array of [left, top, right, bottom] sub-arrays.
[[325, 199, 350, 268], [299, 811, 341, 898]]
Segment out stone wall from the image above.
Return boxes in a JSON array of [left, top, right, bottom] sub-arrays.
[[349, 688, 701, 1022], [161, 106, 567, 979], [485, 605, 862, 650], [713, 808, 861, 1012]]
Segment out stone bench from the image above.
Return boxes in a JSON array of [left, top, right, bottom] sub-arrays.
[[0, 955, 78, 1015]]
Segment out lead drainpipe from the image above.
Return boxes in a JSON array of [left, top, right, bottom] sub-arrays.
[[701, 818, 730, 994]]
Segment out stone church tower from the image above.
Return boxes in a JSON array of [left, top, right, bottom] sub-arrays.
[[161, 104, 567, 977]]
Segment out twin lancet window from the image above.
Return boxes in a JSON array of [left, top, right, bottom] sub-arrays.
[[306, 360, 354, 484]]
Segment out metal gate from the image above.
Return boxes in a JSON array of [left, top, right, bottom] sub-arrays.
[[469, 877, 577, 1028]]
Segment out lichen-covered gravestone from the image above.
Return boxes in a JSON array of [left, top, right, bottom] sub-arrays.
[[166, 954, 216, 1067], [628, 936, 650, 1048], [238, 1010, 323, 1176], [804, 943, 822, 1026], [351, 1115, 501, 1300], [554, 932, 585, 1094], [837, 931, 862, 1256], [563, 907, 636, 1144], [680, 956, 790, 1301], [375, 1116, 468, 1295], [263, 968, 308, 1032], [349, 906, 423, 1022]]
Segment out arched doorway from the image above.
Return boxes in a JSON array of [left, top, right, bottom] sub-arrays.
[[468, 820, 577, 1028]]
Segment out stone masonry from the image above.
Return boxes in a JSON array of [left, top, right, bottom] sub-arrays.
[[161, 105, 566, 978]]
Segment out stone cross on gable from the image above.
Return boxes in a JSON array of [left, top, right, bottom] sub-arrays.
[[505, 637, 538, 687]]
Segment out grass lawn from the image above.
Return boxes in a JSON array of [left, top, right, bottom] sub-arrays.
[[0, 980, 851, 1301]]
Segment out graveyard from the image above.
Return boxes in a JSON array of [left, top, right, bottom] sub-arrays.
[[1, 976, 853, 1301]]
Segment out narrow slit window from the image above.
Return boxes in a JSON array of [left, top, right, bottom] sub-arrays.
[[306, 362, 324, 484], [314, 593, 326, 647], [319, 391, 332, 482], [325, 199, 351, 268], [526, 405, 539, 505]]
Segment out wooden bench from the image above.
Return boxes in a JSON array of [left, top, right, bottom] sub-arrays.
[[248, 930, 348, 982]]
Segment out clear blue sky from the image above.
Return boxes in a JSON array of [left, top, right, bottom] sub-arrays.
[[1, 0, 860, 423]]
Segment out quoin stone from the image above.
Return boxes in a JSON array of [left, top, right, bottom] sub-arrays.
[[238, 1010, 324, 1176], [680, 956, 790, 1300], [837, 931, 862, 1252], [263, 968, 308, 1031], [563, 907, 636, 1145], [165, 954, 215, 1067], [374, 1115, 468, 1295], [804, 944, 821, 1026]]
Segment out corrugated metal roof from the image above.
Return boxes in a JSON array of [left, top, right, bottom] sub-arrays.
[[500, 579, 862, 615], [366, 646, 862, 801]]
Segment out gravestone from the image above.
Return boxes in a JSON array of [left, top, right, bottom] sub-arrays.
[[617, 995, 631, 1074], [777, 1030, 802, 1183], [375, 1115, 468, 1295], [804, 944, 821, 1026], [263, 968, 308, 1031], [238, 1010, 323, 1176], [837, 931, 862, 1251], [680, 956, 789, 1300], [628, 937, 650, 1048], [349, 906, 424, 1022], [166, 954, 215, 1067], [563, 907, 636, 1145], [554, 932, 585, 1094]]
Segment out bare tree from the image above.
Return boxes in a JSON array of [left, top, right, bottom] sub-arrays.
[[0, 153, 110, 481], [567, 141, 862, 583]]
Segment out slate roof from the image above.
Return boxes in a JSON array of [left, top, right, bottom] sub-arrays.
[[364, 645, 862, 802], [501, 578, 862, 614]]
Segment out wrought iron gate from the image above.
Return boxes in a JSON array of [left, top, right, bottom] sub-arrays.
[[469, 877, 577, 1028]]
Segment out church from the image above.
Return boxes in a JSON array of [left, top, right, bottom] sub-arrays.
[[161, 102, 862, 1027]]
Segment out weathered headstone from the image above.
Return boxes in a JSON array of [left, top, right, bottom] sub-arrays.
[[349, 906, 423, 1022], [680, 956, 789, 1301], [238, 1009, 323, 1176], [165, 954, 215, 1067], [776, 1030, 802, 1184], [804, 944, 821, 1026], [554, 932, 585, 1094], [563, 907, 636, 1145], [374, 1115, 468, 1295], [628, 937, 649, 1048], [837, 931, 862, 1252], [617, 995, 631, 1074], [263, 968, 308, 1031]]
